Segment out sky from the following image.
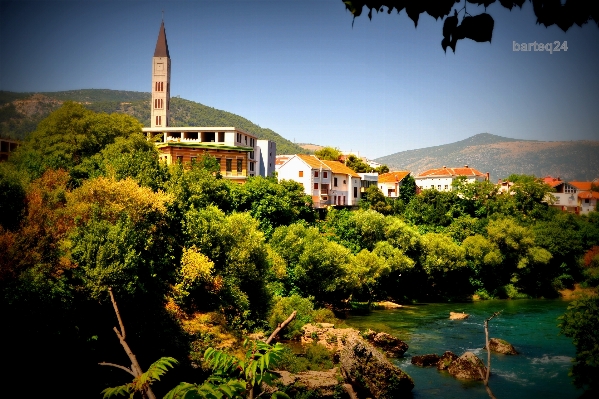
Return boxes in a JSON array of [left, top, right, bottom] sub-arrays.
[[1, 0, 598, 159]]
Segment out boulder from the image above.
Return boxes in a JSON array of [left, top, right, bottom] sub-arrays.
[[339, 335, 414, 399], [447, 352, 487, 380], [274, 368, 350, 398], [372, 332, 409, 357], [484, 338, 518, 355], [436, 351, 459, 370], [449, 312, 469, 320], [411, 354, 440, 367]]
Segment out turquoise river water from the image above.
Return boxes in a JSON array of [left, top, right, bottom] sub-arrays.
[[344, 299, 583, 399]]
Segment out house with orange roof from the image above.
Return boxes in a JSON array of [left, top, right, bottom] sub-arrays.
[[415, 165, 489, 192], [276, 154, 361, 208], [540, 176, 580, 213], [377, 171, 411, 198], [570, 179, 599, 214]]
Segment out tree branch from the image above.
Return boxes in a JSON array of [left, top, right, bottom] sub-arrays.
[[106, 287, 157, 399], [265, 311, 297, 344], [109, 287, 126, 339], [482, 311, 502, 399], [98, 362, 136, 377]]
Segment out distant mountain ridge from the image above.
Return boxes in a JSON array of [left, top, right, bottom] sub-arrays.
[[375, 133, 599, 182], [0, 89, 306, 155]]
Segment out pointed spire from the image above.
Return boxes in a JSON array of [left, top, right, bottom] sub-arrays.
[[154, 20, 170, 58]]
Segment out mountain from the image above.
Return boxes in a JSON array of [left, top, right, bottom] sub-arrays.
[[0, 89, 306, 155], [375, 133, 599, 182]]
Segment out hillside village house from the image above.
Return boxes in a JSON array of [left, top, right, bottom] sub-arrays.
[[141, 21, 275, 182], [542, 176, 599, 214], [377, 171, 411, 198], [415, 165, 489, 191], [276, 154, 361, 208]]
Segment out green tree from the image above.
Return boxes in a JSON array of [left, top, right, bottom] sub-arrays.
[[270, 223, 352, 303], [345, 154, 372, 173], [404, 189, 464, 227], [0, 163, 26, 230], [11, 102, 142, 180], [231, 176, 315, 237], [362, 185, 392, 215], [506, 174, 555, 219], [399, 174, 416, 204], [314, 146, 342, 161], [184, 206, 272, 324], [559, 295, 599, 393]]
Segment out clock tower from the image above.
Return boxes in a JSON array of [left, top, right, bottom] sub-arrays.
[[151, 20, 170, 128]]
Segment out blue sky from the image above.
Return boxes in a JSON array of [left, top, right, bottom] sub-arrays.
[[1, 0, 598, 159]]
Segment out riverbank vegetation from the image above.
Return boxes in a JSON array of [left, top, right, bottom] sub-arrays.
[[1, 103, 598, 396]]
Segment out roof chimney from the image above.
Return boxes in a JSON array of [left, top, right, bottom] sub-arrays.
[[464, 165, 468, 168], [443, 166, 446, 169]]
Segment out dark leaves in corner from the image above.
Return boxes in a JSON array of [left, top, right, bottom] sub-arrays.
[[442, 12, 495, 53]]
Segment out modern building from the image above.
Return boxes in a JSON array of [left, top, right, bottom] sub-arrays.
[[141, 20, 273, 182], [415, 165, 489, 191]]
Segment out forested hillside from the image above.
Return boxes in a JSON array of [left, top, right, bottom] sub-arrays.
[[0, 89, 306, 155], [376, 133, 599, 182]]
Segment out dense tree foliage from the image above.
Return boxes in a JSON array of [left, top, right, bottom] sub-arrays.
[[314, 146, 342, 161], [559, 295, 599, 393], [1, 103, 598, 396]]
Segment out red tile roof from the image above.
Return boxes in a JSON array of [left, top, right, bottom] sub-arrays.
[[570, 181, 592, 191], [578, 191, 599, 199], [542, 176, 564, 187], [297, 154, 330, 170], [322, 160, 360, 178], [378, 171, 410, 183], [417, 166, 485, 178]]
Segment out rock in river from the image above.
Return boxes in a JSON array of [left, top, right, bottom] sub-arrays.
[[484, 337, 518, 355], [447, 352, 487, 380], [411, 354, 441, 367]]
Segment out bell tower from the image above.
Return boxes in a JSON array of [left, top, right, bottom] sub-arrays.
[[151, 20, 170, 128]]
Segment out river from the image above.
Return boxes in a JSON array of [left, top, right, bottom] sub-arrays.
[[344, 299, 582, 399]]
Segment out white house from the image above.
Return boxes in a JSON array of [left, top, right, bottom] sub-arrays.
[[378, 171, 411, 198], [276, 154, 361, 208], [415, 165, 489, 191], [570, 180, 599, 215]]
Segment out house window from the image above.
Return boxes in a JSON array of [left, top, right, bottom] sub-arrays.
[[226, 159, 232, 172], [237, 159, 243, 173], [585, 199, 590, 204], [437, 185, 441, 190], [314, 182, 319, 189], [444, 185, 448, 190], [334, 177, 338, 187], [323, 172, 328, 179], [245, 136, 247, 145], [299, 171, 303, 177], [250, 162, 254, 172], [176, 156, 183, 163], [155, 81, 164, 91], [314, 171, 319, 178], [156, 115, 161, 126], [237, 133, 241, 142], [354, 187, 358, 198], [343, 180, 346, 185], [250, 151, 254, 159]]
